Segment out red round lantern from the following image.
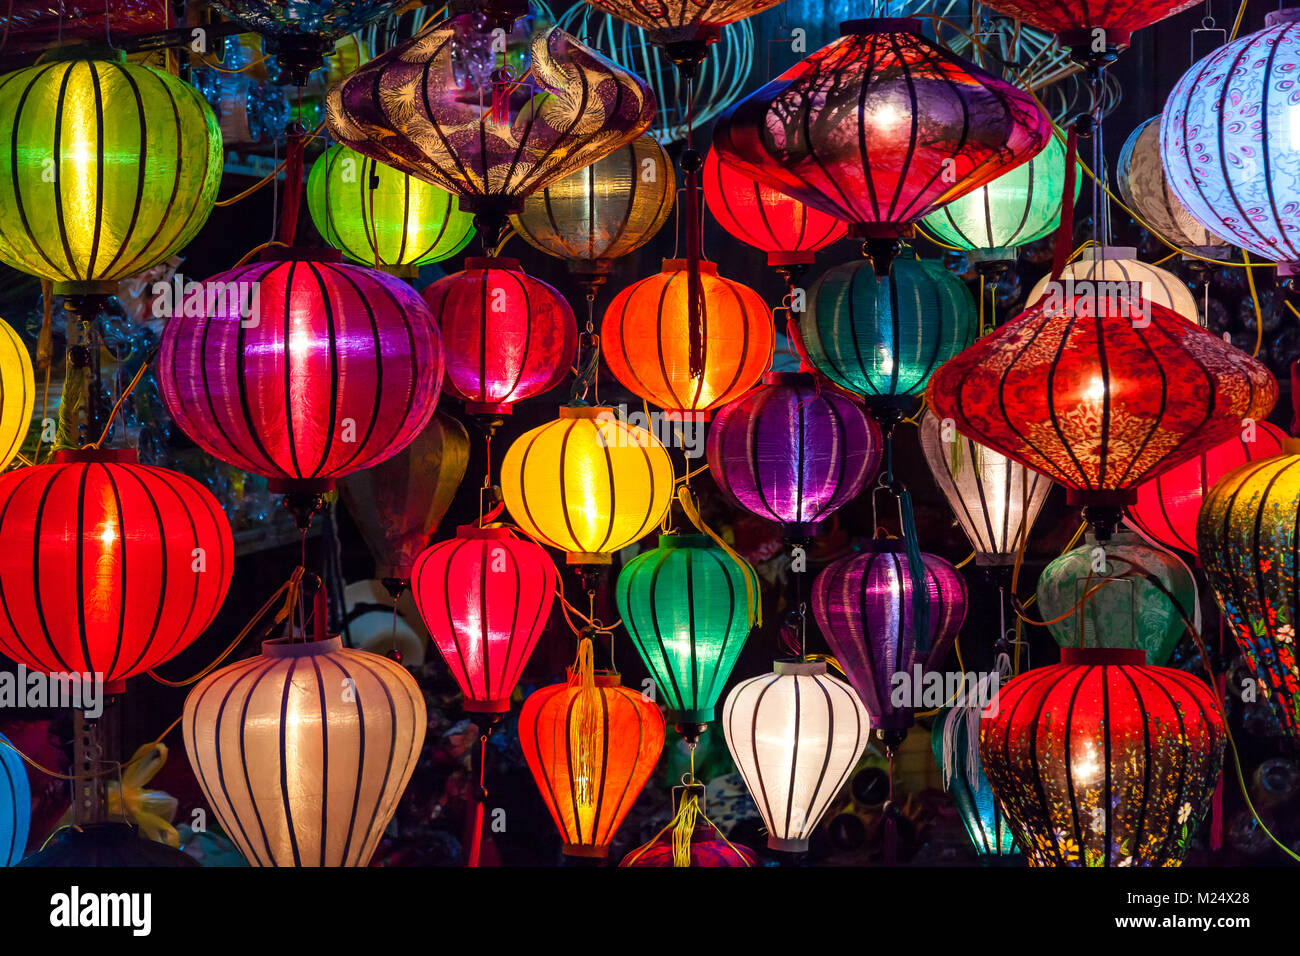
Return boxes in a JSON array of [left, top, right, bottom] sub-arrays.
[[978, 0, 1199, 54], [410, 525, 557, 713], [702, 146, 845, 269], [421, 257, 577, 416], [0, 448, 233, 690], [601, 259, 773, 419], [519, 667, 665, 857], [980, 648, 1225, 867], [620, 822, 756, 867], [1129, 421, 1288, 557], [157, 249, 443, 493]]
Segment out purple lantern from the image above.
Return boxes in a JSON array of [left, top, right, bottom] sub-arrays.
[[706, 372, 880, 537], [812, 542, 967, 745]]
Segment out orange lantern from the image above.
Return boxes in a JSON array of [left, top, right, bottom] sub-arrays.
[[601, 259, 773, 420]]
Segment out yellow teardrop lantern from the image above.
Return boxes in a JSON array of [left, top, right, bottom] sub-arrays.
[[0, 318, 33, 471]]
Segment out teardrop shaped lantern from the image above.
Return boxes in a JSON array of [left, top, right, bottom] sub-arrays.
[[306, 144, 475, 275], [931, 707, 1016, 861], [0, 49, 221, 294], [500, 405, 674, 564], [978, 0, 1199, 56], [981, 648, 1225, 867], [919, 410, 1052, 568], [1129, 421, 1288, 557], [0, 448, 233, 689], [519, 667, 665, 857], [422, 257, 576, 415], [1117, 117, 1227, 253], [183, 636, 427, 867], [926, 293, 1277, 534], [811, 543, 968, 742], [0, 317, 34, 472], [1162, 10, 1300, 270], [0, 729, 30, 866], [157, 251, 444, 494], [802, 258, 976, 412], [410, 525, 557, 713], [615, 534, 755, 729], [1199, 439, 1300, 736], [602, 259, 774, 420], [706, 372, 881, 538], [712, 19, 1051, 245], [722, 660, 870, 852], [703, 146, 845, 270], [620, 821, 755, 867], [1027, 247, 1201, 326], [1036, 531, 1195, 666]]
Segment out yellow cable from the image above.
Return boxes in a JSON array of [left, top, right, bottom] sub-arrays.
[[1243, 250, 1264, 357]]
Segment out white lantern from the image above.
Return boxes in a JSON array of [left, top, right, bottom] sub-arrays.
[[722, 660, 869, 852], [1027, 246, 1201, 326], [183, 637, 426, 867], [1117, 116, 1228, 254]]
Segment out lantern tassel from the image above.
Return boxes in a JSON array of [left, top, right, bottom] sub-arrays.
[[677, 484, 762, 627], [568, 636, 600, 807], [671, 795, 700, 867], [899, 487, 932, 653]]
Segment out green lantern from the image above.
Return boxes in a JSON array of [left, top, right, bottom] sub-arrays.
[[615, 534, 756, 731], [921, 131, 1079, 260], [0, 48, 221, 295], [307, 144, 474, 276], [801, 256, 976, 411], [1036, 531, 1195, 665]]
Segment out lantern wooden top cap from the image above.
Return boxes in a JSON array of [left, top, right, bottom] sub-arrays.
[[841, 18, 922, 36], [1267, 9, 1300, 25], [1060, 647, 1146, 666], [263, 636, 343, 658], [559, 405, 614, 420], [661, 259, 718, 275], [456, 524, 516, 540], [657, 533, 712, 549], [773, 659, 827, 676], [463, 257, 521, 272], [1284, 437, 1300, 455], [53, 448, 139, 464]]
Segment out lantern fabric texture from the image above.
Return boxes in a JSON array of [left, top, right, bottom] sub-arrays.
[[921, 129, 1076, 256], [519, 669, 665, 857], [0, 448, 233, 688], [1036, 531, 1195, 666], [712, 19, 1051, 235], [500, 405, 673, 563], [802, 258, 976, 408], [157, 252, 443, 492], [811, 543, 968, 733], [1118, 116, 1227, 251], [602, 259, 773, 419], [919, 410, 1052, 567], [703, 146, 845, 267], [422, 257, 576, 415], [307, 144, 474, 272], [981, 647, 1225, 867], [1027, 247, 1201, 326], [706, 372, 880, 537], [0, 50, 221, 293], [580, 0, 781, 46], [510, 135, 675, 273], [932, 708, 1016, 860], [620, 822, 755, 866], [722, 660, 870, 852], [410, 525, 557, 713], [0, 730, 29, 866], [615, 534, 755, 724], [925, 294, 1277, 499], [1129, 420, 1287, 556], [1162, 10, 1300, 269], [977, 0, 1199, 50], [0, 317, 34, 471], [337, 411, 470, 581], [183, 636, 426, 867], [1198, 439, 1300, 735]]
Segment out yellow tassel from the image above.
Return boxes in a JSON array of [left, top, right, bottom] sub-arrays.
[[671, 795, 700, 868], [677, 484, 762, 628], [568, 636, 600, 808]]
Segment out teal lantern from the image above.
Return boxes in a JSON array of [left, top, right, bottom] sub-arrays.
[[1, 730, 29, 865], [931, 707, 1016, 862], [615, 534, 756, 733], [1035, 531, 1195, 665], [800, 257, 976, 413]]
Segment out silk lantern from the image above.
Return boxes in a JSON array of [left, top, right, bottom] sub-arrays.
[[981, 648, 1225, 867], [932, 707, 1016, 860], [1117, 116, 1227, 253], [184, 636, 426, 866], [602, 259, 773, 419], [0, 730, 30, 866], [978, 0, 1199, 54], [1129, 421, 1287, 556], [157, 250, 443, 494], [620, 821, 755, 866], [1027, 247, 1201, 326], [0, 317, 34, 471], [615, 534, 755, 727], [722, 660, 870, 852], [811, 543, 968, 741], [712, 19, 1050, 242], [1163, 10, 1300, 270], [519, 665, 665, 857], [0, 49, 221, 294], [1036, 531, 1195, 666], [1199, 439, 1300, 736], [410, 525, 557, 713], [706, 372, 880, 538], [802, 258, 976, 411], [422, 257, 576, 415], [307, 144, 475, 274], [500, 405, 673, 564], [919, 410, 1052, 568], [579, 0, 780, 50], [0, 448, 233, 689]]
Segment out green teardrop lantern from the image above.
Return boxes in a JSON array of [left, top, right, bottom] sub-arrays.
[[615, 534, 756, 728]]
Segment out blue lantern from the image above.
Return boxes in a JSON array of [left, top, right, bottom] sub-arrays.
[[1, 730, 30, 865], [931, 707, 1017, 862]]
